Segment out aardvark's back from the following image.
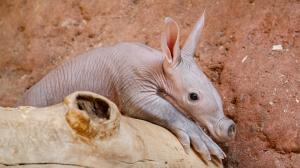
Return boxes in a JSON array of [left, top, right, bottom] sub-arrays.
[[18, 42, 163, 107]]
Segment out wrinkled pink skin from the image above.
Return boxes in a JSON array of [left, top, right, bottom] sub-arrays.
[[18, 13, 235, 160]]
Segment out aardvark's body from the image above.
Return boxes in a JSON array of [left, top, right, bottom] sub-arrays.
[[18, 13, 235, 160]]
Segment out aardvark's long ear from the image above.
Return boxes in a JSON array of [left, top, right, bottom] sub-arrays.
[[161, 17, 181, 68], [182, 11, 205, 57]]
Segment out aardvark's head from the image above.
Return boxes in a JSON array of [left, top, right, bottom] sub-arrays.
[[160, 13, 235, 142]]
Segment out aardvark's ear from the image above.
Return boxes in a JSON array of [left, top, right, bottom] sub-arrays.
[[182, 11, 205, 57], [161, 17, 181, 68]]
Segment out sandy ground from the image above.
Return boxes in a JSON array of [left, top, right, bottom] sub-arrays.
[[0, 0, 299, 167]]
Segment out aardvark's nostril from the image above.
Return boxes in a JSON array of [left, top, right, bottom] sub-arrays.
[[228, 123, 236, 137]]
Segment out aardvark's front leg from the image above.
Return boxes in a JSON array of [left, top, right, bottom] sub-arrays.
[[126, 93, 226, 160]]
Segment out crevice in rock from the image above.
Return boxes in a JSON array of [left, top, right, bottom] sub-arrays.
[[260, 131, 300, 154], [261, 130, 277, 150], [207, 63, 224, 85], [116, 159, 159, 165], [0, 162, 93, 168]]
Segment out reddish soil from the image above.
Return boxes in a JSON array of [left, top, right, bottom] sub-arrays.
[[0, 0, 299, 167]]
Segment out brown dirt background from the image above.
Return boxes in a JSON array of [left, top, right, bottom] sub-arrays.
[[0, 0, 299, 167]]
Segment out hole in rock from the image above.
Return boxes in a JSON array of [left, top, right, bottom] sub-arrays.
[[76, 94, 110, 120]]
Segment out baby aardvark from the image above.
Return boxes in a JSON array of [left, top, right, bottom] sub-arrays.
[[18, 12, 236, 160]]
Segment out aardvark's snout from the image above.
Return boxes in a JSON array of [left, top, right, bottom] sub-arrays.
[[215, 117, 236, 141]]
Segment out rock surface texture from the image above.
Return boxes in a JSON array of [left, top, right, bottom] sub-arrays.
[[0, 91, 222, 168], [0, 0, 299, 167]]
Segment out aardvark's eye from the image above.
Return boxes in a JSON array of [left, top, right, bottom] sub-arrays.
[[189, 92, 199, 101]]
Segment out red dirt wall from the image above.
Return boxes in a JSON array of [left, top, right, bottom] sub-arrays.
[[0, 0, 299, 167]]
